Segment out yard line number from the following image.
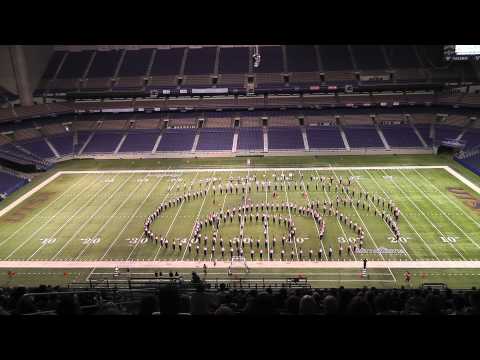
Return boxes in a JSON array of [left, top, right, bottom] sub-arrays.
[[81, 237, 101, 245], [441, 236, 458, 243], [40, 238, 57, 245]]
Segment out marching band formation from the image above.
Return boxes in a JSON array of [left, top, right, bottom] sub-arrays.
[[142, 173, 402, 261]]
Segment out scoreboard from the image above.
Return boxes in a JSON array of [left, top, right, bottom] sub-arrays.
[[444, 45, 480, 61]]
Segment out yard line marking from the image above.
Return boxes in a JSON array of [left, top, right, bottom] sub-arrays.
[[264, 169, 270, 262], [49, 174, 135, 261], [281, 170, 298, 260], [364, 170, 439, 260], [74, 173, 153, 261], [312, 169, 345, 261], [329, 166, 397, 282], [180, 171, 214, 261], [398, 169, 480, 250], [27, 176, 124, 261], [347, 169, 413, 261], [381, 169, 467, 260], [209, 170, 234, 263], [123, 174, 175, 261], [3, 174, 105, 259], [0, 174, 89, 247], [413, 168, 480, 228], [163, 171, 202, 261]]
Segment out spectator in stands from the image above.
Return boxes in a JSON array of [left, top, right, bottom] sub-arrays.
[[56, 295, 81, 316], [190, 283, 214, 315], [248, 292, 276, 315], [285, 293, 300, 315], [323, 295, 338, 315], [215, 304, 235, 316], [157, 286, 180, 315], [138, 295, 159, 316], [299, 295, 319, 315], [466, 290, 480, 315]]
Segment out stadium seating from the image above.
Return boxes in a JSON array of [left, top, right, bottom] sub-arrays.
[[83, 132, 123, 153], [435, 125, 463, 142], [83, 50, 123, 90], [19, 138, 55, 159], [48, 134, 74, 156], [237, 127, 264, 150], [218, 47, 249, 87], [157, 128, 196, 152], [268, 127, 304, 150], [196, 128, 234, 151], [51, 50, 93, 91], [306, 126, 345, 149], [380, 124, 423, 147], [459, 128, 480, 150], [0, 170, 28, 198], [343, 125, 384, 148], [415, 124, 434, 146], [114, 48, 154, 90], [119, 131, 160, 153]]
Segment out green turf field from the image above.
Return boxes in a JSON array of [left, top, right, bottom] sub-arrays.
[[0, 155, 479, 288]]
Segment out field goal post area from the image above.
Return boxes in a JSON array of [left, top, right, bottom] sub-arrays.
[[229, 256, 250, 275]]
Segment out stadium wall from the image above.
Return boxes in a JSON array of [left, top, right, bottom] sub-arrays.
[[54, 148, 433, 162]]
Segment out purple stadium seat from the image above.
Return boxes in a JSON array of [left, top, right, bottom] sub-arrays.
[[238, 128, 264, 150], [183, 47, 217, 75], [197, 128, 234, 151], [83, 132, 123, 153], [119, 131, 160, 152], [343, 126, 384, 148], [157, 129, 196, 152], [20, 139, 55, 159], [0, 171, 28, 197], [381, 125, 423, 147], [57, 51, 93, 79], [306, 126, 345, 149], [268, 127, 304, 150], [48, 134, 74, 155], [218, 47, 249, 74]]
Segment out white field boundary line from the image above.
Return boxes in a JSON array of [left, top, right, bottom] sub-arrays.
[[329, 166, 397, 282], [49, 174, 134, 261], [3, 175, 106, 259], [2, 260, 480, 269], [2, 166, 477, 221], [347, 169, 413, 261], [364, 170, 439, 260], [398, 169, 480, 250], [0, 174, 89, 247], [301, 170, 330, 261], [73, 173, 152, 261], [380, 169, 468, 260], [413, 168, 480, 228], [0, 171, 63, 218], [90, 271, 395, 276]]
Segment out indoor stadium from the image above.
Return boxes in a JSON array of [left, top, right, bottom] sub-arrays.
[[0, 44, 479, 316]]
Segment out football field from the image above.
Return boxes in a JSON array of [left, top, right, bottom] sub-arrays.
[[0, 163, 479, 288]]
